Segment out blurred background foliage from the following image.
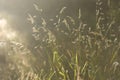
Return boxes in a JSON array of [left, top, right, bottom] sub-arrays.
[[0, 0, 120, 80]]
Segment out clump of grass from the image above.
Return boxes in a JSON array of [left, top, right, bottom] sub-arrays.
[[1, 0, 119, 80], [29, 0, 120, 80]]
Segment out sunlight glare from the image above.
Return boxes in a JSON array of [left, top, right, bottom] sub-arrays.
[[6, 32, 16, 40], [0, 18, 7, 29]]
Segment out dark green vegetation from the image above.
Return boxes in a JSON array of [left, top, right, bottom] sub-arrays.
[[0, 0, 120, 80]]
